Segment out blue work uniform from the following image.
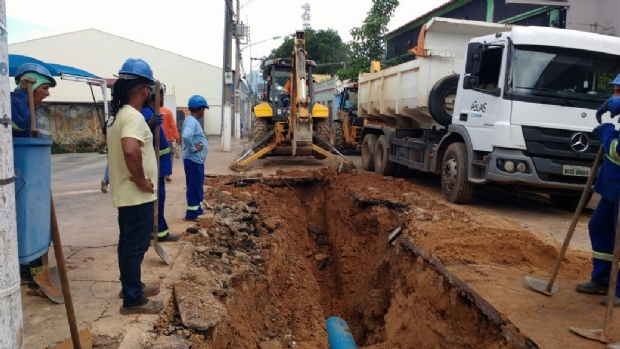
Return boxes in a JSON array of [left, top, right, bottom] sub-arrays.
[[181, 115, 207, 220], [11, 88, 45, 286], [590, 122, 620, 297], [141, 107, 172, 238], [11, 89, 36, 138]]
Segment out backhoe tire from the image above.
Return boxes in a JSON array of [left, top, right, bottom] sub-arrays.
[[374, 135, 397, 176], [313, 120, 330, 160], [550, 191, 592, 212], [441, 142, 474, 204], [429, 74, 459, 127], [253, 118, 269, 159], [333, 120, 345, 152], [362, 134, 377, 171]]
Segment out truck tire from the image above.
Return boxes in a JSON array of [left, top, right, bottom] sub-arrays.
[[441, 142, 474, 204], [332, 120, 345, 152], [253, 118, 270, 158], [362, 134, 377, 171], [374, 135, 397, 176], [429, 74, 459, 127], [313, 120, 330, 160], [550, 191, 592, 212]]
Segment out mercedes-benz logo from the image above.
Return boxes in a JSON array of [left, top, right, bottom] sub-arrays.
[[570, 132, 589, 153]]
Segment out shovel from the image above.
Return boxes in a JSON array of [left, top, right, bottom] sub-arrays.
[[152, 80, 170, 265], [26, 81, 63, 301], [569, 198, 620, 344], [525, 147, 603, 296], [48, 196, 92, 349]]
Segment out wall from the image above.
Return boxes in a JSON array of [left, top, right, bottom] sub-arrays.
[[37, 103, 105, 149], [9, 29, 223, 135]]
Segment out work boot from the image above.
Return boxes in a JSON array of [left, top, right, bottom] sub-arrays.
[[165, 176, 172, 182], [600, 296, 620, 307], [119, 283, 160, 299], [119, 296, 164, 315], [100, 180, 108, 194], [576, 280, 608, 294], [184, 217, 199, 222], [158, 233, 180, 242]]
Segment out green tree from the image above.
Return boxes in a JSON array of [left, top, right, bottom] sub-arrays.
[[337, 0, 399, 82], [261, 28, 349, 76]]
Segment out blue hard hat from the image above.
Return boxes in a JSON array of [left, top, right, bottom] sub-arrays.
[[15, 63, 57, 87], [188, 95, 209, 109], [118, 58, 154, 83], [609, 74, 620, 86]]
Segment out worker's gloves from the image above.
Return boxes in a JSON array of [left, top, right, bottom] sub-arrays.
[[18, 76, 37, 89], [596, 113, 603, 124], [147, 113, 163, 129]]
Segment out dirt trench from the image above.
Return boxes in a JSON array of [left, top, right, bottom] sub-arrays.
[[150, 171, 521, 349]]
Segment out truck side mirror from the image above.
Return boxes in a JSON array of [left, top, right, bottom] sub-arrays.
[[493, 87, 502, 97], [464, 42, 482, 74], [463, 76, 478, 90]]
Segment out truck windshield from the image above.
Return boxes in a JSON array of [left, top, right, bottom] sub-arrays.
[[509, 45, 620, 109], [269, 69, 291, 107]]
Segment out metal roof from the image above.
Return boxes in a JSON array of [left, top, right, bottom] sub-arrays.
[[386, 0, 457, 38]]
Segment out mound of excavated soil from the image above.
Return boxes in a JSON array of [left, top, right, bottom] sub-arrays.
[[150, 169, 591, 349]]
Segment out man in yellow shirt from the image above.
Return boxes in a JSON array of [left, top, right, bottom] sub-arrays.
[[106, 58, 163, 315]]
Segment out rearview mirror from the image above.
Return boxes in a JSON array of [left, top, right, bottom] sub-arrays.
[[463, 76, 479, 90], [465, 42, 482, 74]]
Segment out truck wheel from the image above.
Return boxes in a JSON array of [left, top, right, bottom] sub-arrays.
[[332, 121, 345, 152], [362, 134, 377, 171], [374, 135, 397, 176], [550, 191, 592, 212], [253, 118, 270, 158], [441, 142, 474, 204], [429, 74, 459, 127], [313, 120, 330, 160]]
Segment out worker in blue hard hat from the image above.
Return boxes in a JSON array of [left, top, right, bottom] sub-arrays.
[[576, 73, 620, 306], [140, 83, 179, 242], [11, 62, 56, 137], [11, 63, 56, 297], [106, 58, 163, 315], [182, 95, 209, 221]]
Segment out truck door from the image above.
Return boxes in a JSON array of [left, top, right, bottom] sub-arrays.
[[455, 41, 507, 152]]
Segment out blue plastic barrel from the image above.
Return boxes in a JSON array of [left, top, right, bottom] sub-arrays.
[[13, 138, 52, 264], [326, 317, 358, 349]]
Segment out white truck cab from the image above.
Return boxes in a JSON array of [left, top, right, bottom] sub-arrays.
[[357, 18, 620, 210]]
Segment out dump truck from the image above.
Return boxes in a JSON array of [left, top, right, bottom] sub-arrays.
[[357, 17, 620, 210], [231, 31, 353, 171]]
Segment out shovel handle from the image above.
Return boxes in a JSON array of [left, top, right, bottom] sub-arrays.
[[152, 81, 161, 249], [50, 195, 82, 349], [546, 147, 604, 292], [26, 82, 40, 138]]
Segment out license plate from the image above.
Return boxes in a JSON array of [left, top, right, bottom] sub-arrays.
[[562, 165, 591, 177]]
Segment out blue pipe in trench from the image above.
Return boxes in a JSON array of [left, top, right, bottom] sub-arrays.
[[326, 317, 358, 349]]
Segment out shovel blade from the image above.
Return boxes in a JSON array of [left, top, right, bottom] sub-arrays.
[[570, 327, 610, 343], [48, 329, 93, 349], [154, 243, 170, 265], [33, 267, 64, 303], [525, 276, 559, 296]]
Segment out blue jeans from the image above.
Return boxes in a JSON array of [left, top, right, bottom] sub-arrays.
[[157, 177, 169, 237], [184, 159, 204, 219], [117, 201, 154, 307], [103, 165, 109, 184], [589, 196, 620, 297]]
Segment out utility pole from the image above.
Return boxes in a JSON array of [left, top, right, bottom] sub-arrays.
[[233, 0, 242, 140], [221, 0, 233, 151], [0, 0, 25, 347]]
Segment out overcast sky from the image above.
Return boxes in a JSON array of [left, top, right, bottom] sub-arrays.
[[6, 0, 448, 77]]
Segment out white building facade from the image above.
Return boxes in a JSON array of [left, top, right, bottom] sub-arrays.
[[9, 29, 223, 135]]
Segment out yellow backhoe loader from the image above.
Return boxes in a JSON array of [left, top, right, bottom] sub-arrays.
[[230, 30, 354, 172]]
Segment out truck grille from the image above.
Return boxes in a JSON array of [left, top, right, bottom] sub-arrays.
[[521, 126, 599, 162], [522, 126, 600, 186]]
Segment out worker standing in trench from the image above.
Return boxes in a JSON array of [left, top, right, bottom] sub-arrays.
[[576, 75, 620, 306], [141, 84, 179, 242], [182, 95, 209, 222], [107, 58, 163, 314], [11, 63, 56, 297]]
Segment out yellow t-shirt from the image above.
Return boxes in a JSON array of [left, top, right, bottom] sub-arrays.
[[106, 105, 158, 207]]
